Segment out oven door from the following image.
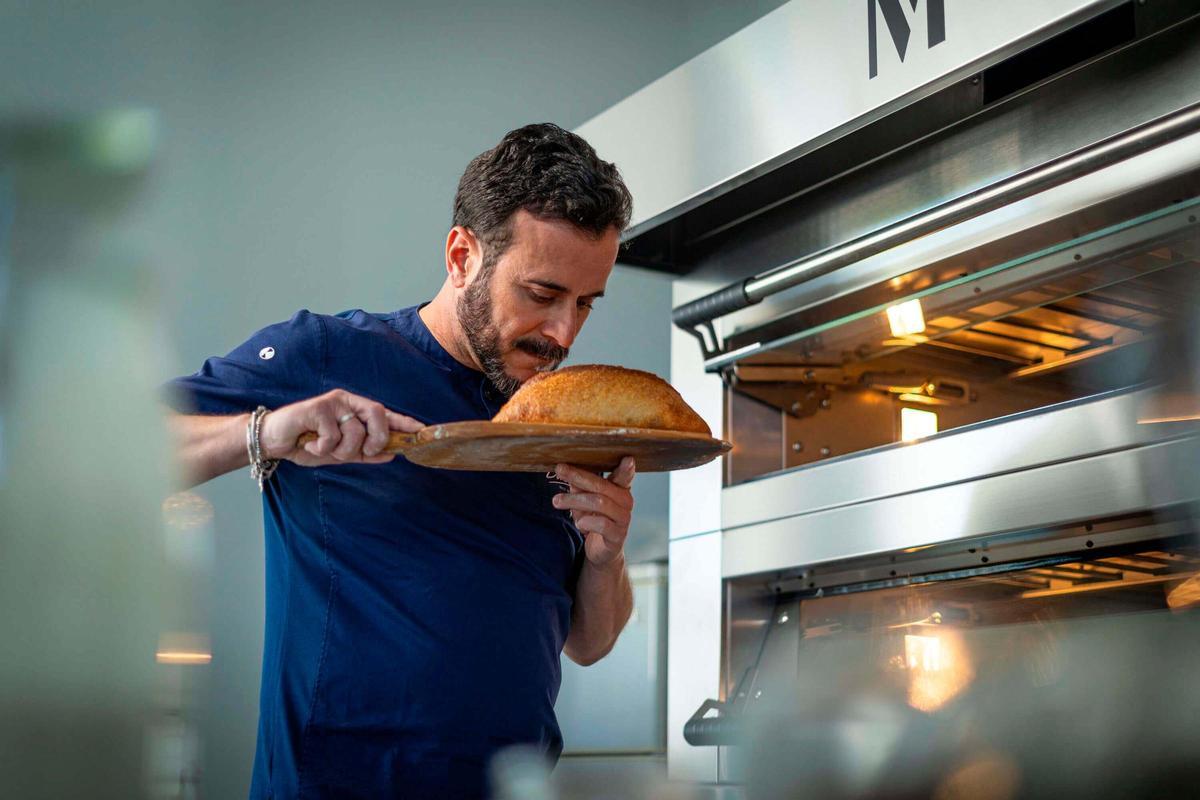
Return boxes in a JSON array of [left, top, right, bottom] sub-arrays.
[[710, 513, 1200, 796]]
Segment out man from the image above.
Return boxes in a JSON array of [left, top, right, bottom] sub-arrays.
[[165, 123, 637, 798]]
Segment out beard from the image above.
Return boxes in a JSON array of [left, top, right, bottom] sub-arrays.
[[457, 264, 569, 399]]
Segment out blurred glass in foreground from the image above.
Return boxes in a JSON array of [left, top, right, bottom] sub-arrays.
[[0, 109, 208, 799], [737, 610, 1200, 800]]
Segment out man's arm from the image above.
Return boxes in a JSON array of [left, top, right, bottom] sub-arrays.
[[167, 389, 423, 489], [168, 412, 254, 487], [554, 458, 636, 666]]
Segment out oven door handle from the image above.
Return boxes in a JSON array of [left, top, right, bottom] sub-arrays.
[[683, 698, 743, 747]]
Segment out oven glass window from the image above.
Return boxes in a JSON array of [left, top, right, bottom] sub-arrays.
[[724, 199, 1200, 485], [792, 539, 1200, 712]]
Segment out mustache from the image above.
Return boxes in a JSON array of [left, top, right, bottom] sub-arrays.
[[515, 337, 569, 365]]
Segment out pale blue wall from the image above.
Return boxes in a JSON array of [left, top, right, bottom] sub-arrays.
[[0, 1, 787, 794]]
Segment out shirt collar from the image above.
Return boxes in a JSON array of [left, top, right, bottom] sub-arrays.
[[391, 303, 481, 379], [391, 303, 510, 414]]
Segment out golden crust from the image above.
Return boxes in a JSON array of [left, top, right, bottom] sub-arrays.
[[493, 364, 711, 436]]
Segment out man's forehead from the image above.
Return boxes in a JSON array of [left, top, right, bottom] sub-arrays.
[[500, 213, 617, 295]]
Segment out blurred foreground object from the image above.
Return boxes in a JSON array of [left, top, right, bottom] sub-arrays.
[[0, 109, 204, 799], [740, 612, 1200, 800]]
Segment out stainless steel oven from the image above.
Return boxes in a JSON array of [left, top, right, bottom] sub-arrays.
[[580, 1, 1200, 795]]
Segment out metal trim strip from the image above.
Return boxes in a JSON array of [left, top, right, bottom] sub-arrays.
[[721, 435, 1200, 577]]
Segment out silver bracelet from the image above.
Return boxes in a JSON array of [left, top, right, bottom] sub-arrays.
[[246, 406, 280, 492]]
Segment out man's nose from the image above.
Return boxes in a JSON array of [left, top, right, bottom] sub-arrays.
[[541, 306, 578, 350]]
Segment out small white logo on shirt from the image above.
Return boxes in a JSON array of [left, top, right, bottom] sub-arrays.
[[259, 346, 276, 360]]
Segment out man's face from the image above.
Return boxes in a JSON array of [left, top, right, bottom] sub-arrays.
[[457, 209, 619, 397]]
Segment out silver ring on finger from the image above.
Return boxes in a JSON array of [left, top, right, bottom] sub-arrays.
[[337, 412, 355, 424]]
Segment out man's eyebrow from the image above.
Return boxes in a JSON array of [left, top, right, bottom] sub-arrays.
[[528, 279, 605, 299]]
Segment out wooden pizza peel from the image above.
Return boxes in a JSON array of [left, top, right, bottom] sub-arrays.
[[301, 421, 730, 473]]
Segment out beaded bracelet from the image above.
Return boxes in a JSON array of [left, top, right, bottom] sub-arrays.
[[246, 405, 280, 492]]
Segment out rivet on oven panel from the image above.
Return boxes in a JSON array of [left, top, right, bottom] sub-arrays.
[[1086, 540, 1094, 548], [1085, 523, 1093, 532], [820, 447, 831, 456], [1189, 215, 1196, 223], [1074, 253, 1082, 261], [973, 287, 982, 294], [792, 442, 804, 452], [981, 556, 990, 563], [820, 399, 831, 410]]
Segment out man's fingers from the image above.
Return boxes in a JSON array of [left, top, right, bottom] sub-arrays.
[[553, 491, 630, 527], [575, 514, 624, 544], [338, 394, 397, 456], [555, 463, 633, 507], [280, 389, 422, 463], [306, 411, 342, 457], [357, 404, 390, 457], [608, 456, 636, 489], [385, 410, 425, 433], [331, 418, 367, 461]]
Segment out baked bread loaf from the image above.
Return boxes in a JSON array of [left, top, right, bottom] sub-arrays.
[[493, 364, 711, 436]]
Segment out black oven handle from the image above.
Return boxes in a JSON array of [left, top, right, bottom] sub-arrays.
[[683, 592, 783, 747], [683, 698, 742, 747], [672, 100, 1200, 370]]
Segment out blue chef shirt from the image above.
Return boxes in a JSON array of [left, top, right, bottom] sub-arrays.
[[166, 305, 586, 799]]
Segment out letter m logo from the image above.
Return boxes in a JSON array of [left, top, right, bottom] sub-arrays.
[[868, 0, 947, 79]]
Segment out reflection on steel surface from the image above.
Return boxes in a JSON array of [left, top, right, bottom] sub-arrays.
[[155, 632, 212, 666], [902, 631, 973, 713]]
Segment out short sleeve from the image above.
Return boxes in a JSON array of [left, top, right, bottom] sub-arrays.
[[163, 310, 325, 415]]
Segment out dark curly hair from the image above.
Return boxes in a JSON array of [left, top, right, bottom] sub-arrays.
[[453, 123, 632, 266]]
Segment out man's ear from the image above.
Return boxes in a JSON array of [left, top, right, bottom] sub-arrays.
[[445, 226, 481, 289]]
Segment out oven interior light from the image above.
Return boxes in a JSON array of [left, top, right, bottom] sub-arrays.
[[886, 299, 926, 337], [901, 407, 938, 441]]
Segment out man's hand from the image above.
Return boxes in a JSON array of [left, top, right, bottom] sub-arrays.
[[557, 456, 636, 665], [260, 389, 424, 467], [552, 457, 636, 567]]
